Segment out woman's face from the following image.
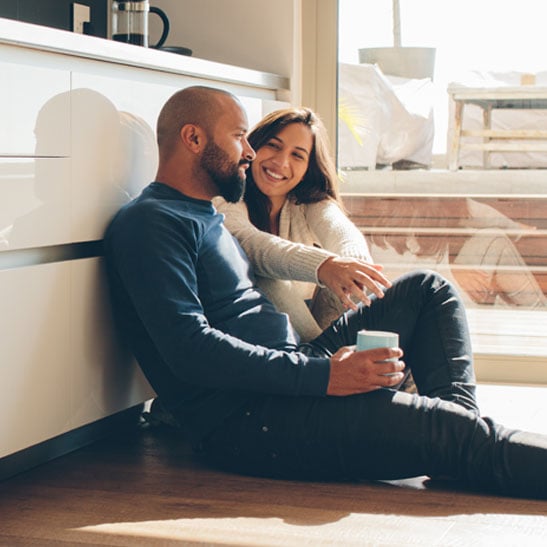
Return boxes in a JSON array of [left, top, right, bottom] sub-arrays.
[[250, 122, 313, 202]]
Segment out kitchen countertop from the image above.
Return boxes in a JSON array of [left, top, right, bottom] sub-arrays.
[[0, 17, 289, 93]]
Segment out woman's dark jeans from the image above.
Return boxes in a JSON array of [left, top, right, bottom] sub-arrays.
[[200, 270, 547, 499]]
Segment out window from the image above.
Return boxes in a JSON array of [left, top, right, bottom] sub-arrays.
[[338, 0, 547, 383]]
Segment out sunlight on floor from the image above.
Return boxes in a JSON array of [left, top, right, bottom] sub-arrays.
[[72, 509, 547, 546], [477, 384, 547, 434]]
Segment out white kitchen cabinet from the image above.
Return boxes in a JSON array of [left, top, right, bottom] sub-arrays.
[[67, 66, 273, 242], [0, 259, 153, 459], [0, 262, 72, 459], [0, 45, 71, 157], [0, 18, 290, 472], [68, 258, 152, 429], [0, 157, 71, 251]]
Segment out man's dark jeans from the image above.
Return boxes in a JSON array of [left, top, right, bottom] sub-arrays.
[[200, 270, 547, 499]]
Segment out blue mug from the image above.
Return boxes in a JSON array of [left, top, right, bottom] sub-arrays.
[[356, 329, 399, 361]]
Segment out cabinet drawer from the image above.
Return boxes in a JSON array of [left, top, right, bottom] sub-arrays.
[[66, 83, 159, 243], [0, 157, 71, 250], [0, 259, 152, 458], [69, 258, 153, 426], [0, 46, 70, 157], [68, 69, 279, 242], [0, 262, 71, 457]]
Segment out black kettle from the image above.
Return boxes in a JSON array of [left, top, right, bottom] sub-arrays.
[[111, 1, 169, 48]]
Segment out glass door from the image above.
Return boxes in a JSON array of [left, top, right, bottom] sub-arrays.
[[337, 0, 547, 381]]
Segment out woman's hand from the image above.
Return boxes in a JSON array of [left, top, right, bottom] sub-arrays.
[[327, 345, 405, 396], [317, 256, 392, 311]]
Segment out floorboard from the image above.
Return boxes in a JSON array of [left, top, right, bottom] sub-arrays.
[[1, 384, 546, 546]]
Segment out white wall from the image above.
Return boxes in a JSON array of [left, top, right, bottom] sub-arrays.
[[150, 0, 296, 78], [148, 0, 338, 148]]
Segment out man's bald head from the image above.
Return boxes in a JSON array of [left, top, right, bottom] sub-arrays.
[[156, 86, 239, 160]]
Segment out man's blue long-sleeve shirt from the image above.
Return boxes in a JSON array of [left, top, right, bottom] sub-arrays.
[[104, 183, 330, 442]]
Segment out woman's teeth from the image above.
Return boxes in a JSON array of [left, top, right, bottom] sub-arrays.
[[265, 168, 284, 180]]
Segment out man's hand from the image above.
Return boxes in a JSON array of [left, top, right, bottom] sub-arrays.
[[317, 257, 391, 311], [326, 345, 405, 396]]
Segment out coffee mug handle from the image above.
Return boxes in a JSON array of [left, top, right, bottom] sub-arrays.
[[150, 6, 170, 48]]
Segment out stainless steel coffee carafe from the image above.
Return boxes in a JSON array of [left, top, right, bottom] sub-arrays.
[[111, 1, 169, 48]]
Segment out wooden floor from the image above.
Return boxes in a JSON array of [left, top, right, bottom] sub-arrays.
[[1, 384, 546, 546]]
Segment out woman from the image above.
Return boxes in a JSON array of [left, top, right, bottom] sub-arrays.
[[215, 107, 383, 341]]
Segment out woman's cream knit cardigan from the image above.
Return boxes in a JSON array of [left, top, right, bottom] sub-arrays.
[[214, 196, 372, 342]]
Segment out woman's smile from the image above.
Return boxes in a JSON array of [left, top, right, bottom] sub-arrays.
[[265, 167, 285, 179], [262, 166, 287, 183]]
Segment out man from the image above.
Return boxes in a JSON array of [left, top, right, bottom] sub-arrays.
[[104, 86, 547, 499]]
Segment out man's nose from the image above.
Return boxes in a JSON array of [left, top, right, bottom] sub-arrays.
[[243, 139, 256, 162]]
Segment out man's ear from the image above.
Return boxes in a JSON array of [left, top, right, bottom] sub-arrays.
[[180, 124, 204, 152]]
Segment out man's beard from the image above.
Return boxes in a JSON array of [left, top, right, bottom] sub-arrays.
[[200, 140, 246, 203]]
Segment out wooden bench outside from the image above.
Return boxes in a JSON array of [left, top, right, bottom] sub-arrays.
[[447, 85, 547, 170]]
